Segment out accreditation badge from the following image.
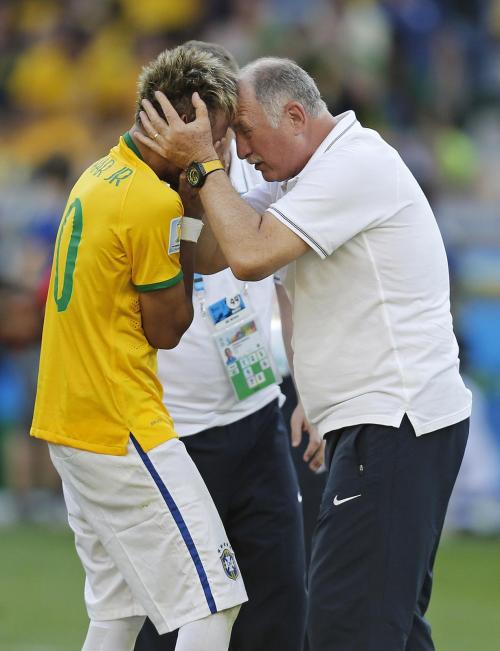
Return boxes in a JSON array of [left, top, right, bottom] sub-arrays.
[[207, 293, 281, 401]]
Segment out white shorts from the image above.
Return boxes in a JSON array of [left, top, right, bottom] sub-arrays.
[[49, 436, 247, 634]]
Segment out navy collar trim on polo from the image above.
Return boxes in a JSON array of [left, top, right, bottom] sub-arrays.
[[281, 110, 358, 192]]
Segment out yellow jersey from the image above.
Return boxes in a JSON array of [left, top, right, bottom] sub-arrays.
[[31, 133, 184, 454]]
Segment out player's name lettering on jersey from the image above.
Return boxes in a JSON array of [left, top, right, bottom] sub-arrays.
[[90, 156, 133, 187]]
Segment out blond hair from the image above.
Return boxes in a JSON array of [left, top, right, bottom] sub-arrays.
[[136, 45, 238, 124]]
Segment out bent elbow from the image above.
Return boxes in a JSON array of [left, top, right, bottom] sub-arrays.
[[147, 330, 183, 350], [162, 316, 194, 349], [145, 314, 194, 350], [157, 335, 182, 350], [144, 333, 171, 350], [231, 259, 268, 282]]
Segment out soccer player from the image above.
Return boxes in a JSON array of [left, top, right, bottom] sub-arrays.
[[30, 46, 247, 651]]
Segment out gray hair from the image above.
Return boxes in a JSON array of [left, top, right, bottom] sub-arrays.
[[240, 57, 328, 128]]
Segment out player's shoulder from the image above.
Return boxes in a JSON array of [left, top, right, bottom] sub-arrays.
[[117, 174, 182, 238], [124, 168, 182, 217]]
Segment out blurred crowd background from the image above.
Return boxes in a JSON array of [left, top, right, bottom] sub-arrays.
[[0, 0, 500, 533]]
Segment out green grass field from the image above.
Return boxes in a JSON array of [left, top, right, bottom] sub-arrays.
[[0, 525, 499, 650]]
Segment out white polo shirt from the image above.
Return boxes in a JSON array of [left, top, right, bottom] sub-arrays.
[[157, 141, 282, 437], [244, 111, 471, 437]]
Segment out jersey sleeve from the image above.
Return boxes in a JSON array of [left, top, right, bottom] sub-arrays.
[[120, 181, 184, 292]]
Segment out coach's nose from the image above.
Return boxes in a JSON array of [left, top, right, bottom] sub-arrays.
[[235, 133, 251, 161]]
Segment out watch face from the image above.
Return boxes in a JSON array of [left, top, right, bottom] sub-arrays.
[[187, 165, 202, 187]]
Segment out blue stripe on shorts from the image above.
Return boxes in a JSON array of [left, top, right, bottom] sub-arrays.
[[130, 434, 217, 614]]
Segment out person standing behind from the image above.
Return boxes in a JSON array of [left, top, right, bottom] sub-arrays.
[[137, 56, 472, 651], [135, 42, 310, 651], [30, 46, 247, 651]]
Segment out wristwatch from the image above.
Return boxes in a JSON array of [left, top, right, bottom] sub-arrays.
[[185, 159, 224, 188]]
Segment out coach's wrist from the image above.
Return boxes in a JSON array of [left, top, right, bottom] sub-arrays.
[[180, 148, 217, 169]]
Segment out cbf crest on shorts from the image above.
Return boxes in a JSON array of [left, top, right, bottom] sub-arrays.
[[218, 542, 239, 580]]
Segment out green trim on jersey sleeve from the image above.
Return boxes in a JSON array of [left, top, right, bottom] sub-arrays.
[[123, 132, 144, 161], [134, 270, 184, 293]]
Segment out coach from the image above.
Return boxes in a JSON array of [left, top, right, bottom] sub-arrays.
[[138, 57, 472, 651]]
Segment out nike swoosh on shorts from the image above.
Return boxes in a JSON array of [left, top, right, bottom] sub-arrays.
[[333, 494, 362, 506]]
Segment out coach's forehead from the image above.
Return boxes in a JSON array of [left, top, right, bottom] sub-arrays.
[[233, 80, 266, 129], [236, 79, 259, 110]]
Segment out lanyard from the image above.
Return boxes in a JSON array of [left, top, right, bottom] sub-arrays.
[[193, 273, 249, 318], [193, 273, 207, 317]]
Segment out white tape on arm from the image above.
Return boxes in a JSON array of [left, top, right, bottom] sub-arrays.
[[181, 217, 204, 243]]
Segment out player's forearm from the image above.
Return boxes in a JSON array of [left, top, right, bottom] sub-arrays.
[[156, 240, 195, 347], [139, 241, 196, 350], [194, 221, 228, 274], [169, 299, 194, 345], [144, 303, 193, 349], [140, 292, 193, 349], [172, 257, 195, 338], [199, 171, 271, 280], [180, 240, 196, 301]]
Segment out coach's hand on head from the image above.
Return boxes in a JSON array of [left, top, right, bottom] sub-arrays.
[[137, 91, 218, 168], [138, 65, 312, 284]]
